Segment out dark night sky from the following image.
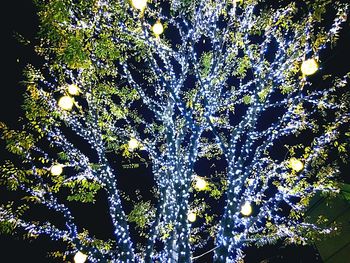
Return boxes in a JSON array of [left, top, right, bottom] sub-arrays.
[[1, 1, 349, 262], [1, 2, 48, 262], [2, 1, 38, 126]]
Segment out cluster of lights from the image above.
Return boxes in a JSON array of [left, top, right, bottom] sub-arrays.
[[10, 0, 347, 262], [58, 84, 80, 111], [119, 1, 339, 260], [131, 0, 164, 37]]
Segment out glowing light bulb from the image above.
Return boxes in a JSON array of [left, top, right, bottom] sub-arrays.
[[289, 158, 304, 172], [240, 201, 252, 216], [128, 138, 139, 151], [131, 0, 147, 10], [68, 84, 79, 95], [188, 212, 196, 222], [152, 21, 164, 36], [301, 58, 318, 76], [58, 96, 74, 110], [195, 177, 207, 190], [50, 164, 63, 176], [74, 251, 87, 263]]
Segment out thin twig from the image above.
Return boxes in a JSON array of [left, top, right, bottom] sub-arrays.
[[192, 246, 219, 261]]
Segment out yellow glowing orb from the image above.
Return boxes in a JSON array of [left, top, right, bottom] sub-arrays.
[[301, 58, 318, 76], [58, 96, 74, 110], [50, 164, 63, 176], [187, 212, 197, 222], [152, 21, 164, 36], [131, 0, 147, 10], [68, 84, 79, 95], [74, 251, 87, 263], [128, 138, 139, 151], [289, 158, 304, 172], [240, 201, 252, 216], [195, 177, 207, 191]]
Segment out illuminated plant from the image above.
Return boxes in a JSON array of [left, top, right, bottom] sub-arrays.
[[1, 0, 349, 262]]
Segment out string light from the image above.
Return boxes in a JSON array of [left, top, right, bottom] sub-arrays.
[[58, 96, 74, 110], [6, 1, 347, 262], [301, 58, 318, 76], [289, 158, 304, 172], [74, 251, 87, 263], [131, 0, 147, 10], [50, 164, 63, 176], [152, 21, 164, 36], [68, 84, 80, 95], [187, 212, 197, 222], [240, 201, 252, 216]]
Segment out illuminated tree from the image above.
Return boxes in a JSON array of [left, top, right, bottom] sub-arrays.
[[1, 0, 349, 262]]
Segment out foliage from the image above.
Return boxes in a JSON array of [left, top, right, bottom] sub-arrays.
[[1, 0, 350, 262], [127, 200, 155, 229]]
